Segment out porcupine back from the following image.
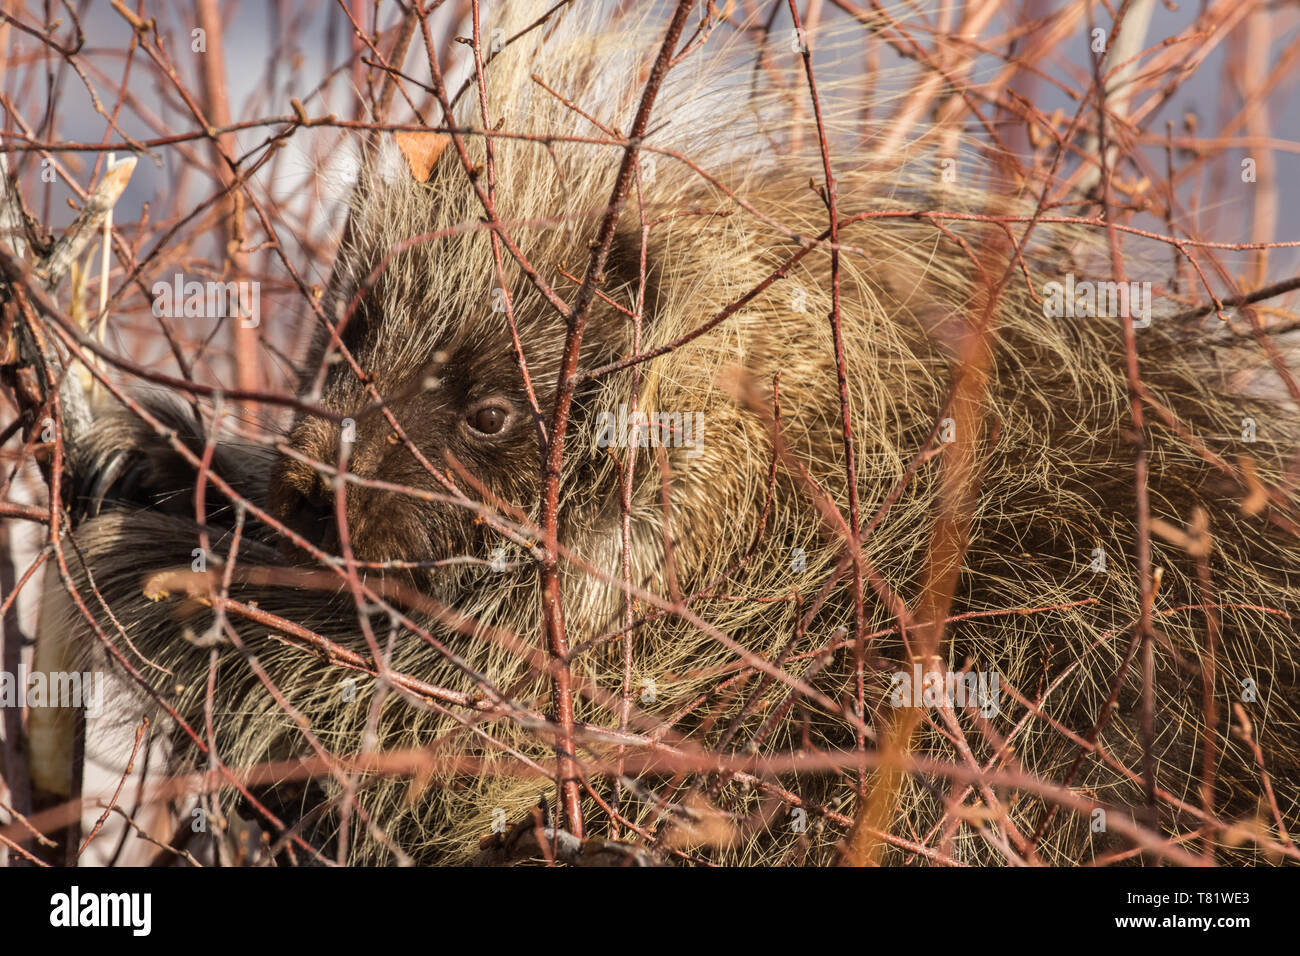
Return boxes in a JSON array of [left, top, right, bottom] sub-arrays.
[[55, 1, 1299, 865]]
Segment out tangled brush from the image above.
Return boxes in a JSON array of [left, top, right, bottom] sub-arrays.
[[2, 0, 1298, 867]]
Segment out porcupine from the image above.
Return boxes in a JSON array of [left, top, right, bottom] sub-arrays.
[[40, 2, 1300, 865]]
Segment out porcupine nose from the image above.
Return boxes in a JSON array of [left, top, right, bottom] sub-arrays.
[[280, 474, 340, 554]]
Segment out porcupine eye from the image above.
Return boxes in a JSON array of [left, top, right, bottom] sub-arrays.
[[465, 402, 511, 436]]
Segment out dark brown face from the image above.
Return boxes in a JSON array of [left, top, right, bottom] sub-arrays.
[[269, 311, 548, 576]]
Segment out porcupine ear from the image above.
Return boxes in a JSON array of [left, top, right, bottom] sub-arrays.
[[576, 225, 666, 363]]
